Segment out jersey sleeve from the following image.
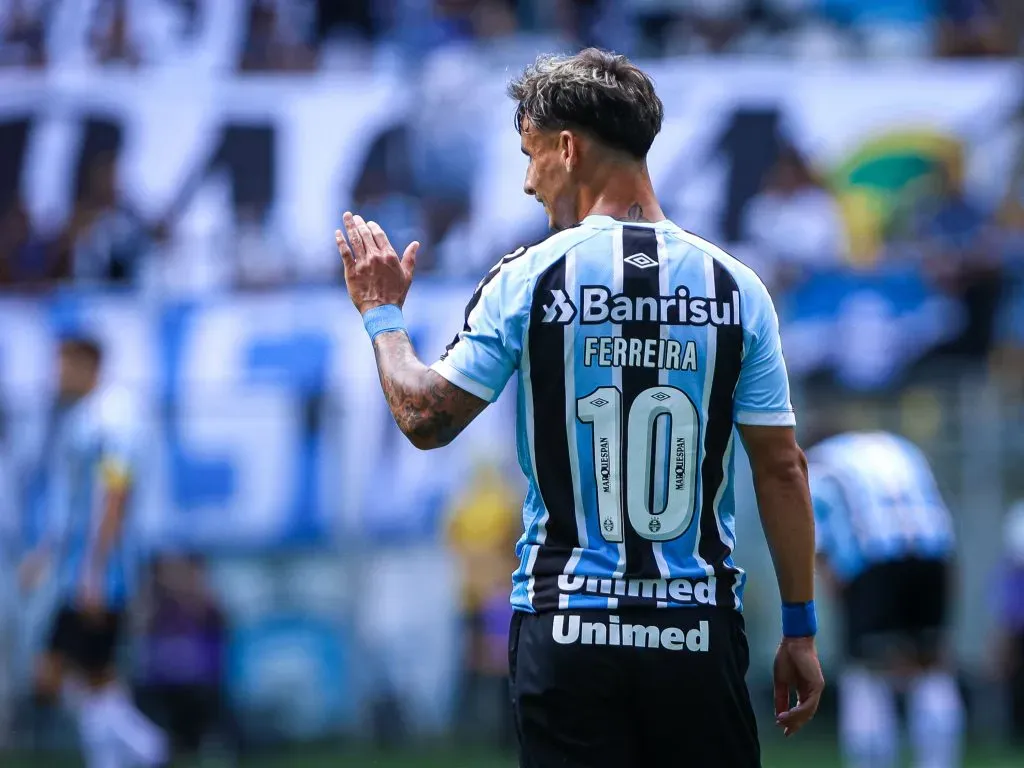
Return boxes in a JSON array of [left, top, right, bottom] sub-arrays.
[[430, 252, 530, 403], [733, 279, 795, 426]]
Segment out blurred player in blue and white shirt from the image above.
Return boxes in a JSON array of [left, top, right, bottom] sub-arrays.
[[19, 337, 166, 768], [809, 430, 962, 768]]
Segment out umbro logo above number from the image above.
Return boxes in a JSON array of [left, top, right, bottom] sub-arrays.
[[624, 252, 658, 269]]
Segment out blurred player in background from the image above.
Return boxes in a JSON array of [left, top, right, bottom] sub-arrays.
[[992, 500, 1024, 745], [337, 48, 823, 767], [19, 337, 166, 768], [808, 430, 962, 768]]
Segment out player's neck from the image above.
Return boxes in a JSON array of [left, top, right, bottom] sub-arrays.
[[579, 165, 664, 224]]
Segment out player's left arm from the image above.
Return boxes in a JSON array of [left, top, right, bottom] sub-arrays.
[[734, 274, 822, 736], [734, 276, 812, 604]]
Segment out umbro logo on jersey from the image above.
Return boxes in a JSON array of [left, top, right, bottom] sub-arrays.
[[623, 252, 659, 269], [541, 290, 578, 324]]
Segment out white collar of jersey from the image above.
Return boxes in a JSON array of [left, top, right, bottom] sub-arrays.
[[581, 214, 675, 229]]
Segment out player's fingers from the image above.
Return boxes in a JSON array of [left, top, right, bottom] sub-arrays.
[[336, 230, 355, 270], [402, 241, 420, 280], [366, 220, 391, 252], [352, 215, 376, 257], [343, 212, 364, 258], [778, 688, 822, 736]]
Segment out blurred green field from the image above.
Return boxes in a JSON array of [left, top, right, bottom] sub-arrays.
[[254, 743, 1020, 768], [6, 740, 1023, 767], [244, 742, 1024, 768]]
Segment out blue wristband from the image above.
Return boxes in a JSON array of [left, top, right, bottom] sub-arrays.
[[363, 304, 406, 342], [782, 601, 818, 638]]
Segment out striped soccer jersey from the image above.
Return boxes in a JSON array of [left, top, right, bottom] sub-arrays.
[[808, 431, 955, 583], [431, 214, 795, 613], [45, 387, 139, 608]]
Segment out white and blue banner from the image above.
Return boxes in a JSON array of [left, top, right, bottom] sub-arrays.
[[0, 286, 518, 550]]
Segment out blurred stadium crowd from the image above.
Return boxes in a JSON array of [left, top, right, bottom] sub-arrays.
[[2, 0, 1024, 70], [0, 0, 1024, 764]]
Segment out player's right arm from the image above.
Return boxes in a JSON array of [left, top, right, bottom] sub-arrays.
[[338, 214, 526, 450], [733, 276, 822, 737]]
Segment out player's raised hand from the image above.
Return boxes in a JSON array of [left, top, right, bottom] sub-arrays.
[[773, 636, 824, 737], [336, 212, 420, 315]]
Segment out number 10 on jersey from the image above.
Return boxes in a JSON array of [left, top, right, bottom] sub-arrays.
[[577, 387, 699, 543]]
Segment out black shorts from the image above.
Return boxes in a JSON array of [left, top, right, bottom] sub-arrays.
[[842, 557, 950, 664], [46, 606, 123, 674], [509, 606, 760, 768]]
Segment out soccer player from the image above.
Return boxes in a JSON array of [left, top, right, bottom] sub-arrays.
[[19, 337, 166, 768], [808, 430, 962, 768], [336, 48, 823, 766]]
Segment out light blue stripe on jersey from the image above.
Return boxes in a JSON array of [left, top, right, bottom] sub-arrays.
[[809, 431, 955, 582], [658, 240, 713, 584], [563, 245, 613, 608]]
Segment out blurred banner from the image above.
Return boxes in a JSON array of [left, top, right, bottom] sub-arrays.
[[2, 61, 1020, 265], [0, 286, 518, 550]]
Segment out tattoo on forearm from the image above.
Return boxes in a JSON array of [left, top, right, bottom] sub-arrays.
[[372, 331, 487, 448]]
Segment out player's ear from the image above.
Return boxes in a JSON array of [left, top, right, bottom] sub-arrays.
[[559, 130, 576, 173]]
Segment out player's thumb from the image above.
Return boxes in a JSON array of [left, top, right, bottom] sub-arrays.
[[402, 241, 419, 280]]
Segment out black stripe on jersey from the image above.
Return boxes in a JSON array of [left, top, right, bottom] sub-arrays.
[[620, 225, 663, 579], [699, 259, 744, 608], [528, 255, 579, 611]]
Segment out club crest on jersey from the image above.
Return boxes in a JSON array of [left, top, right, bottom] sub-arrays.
[[541, 289, 577, 323]]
